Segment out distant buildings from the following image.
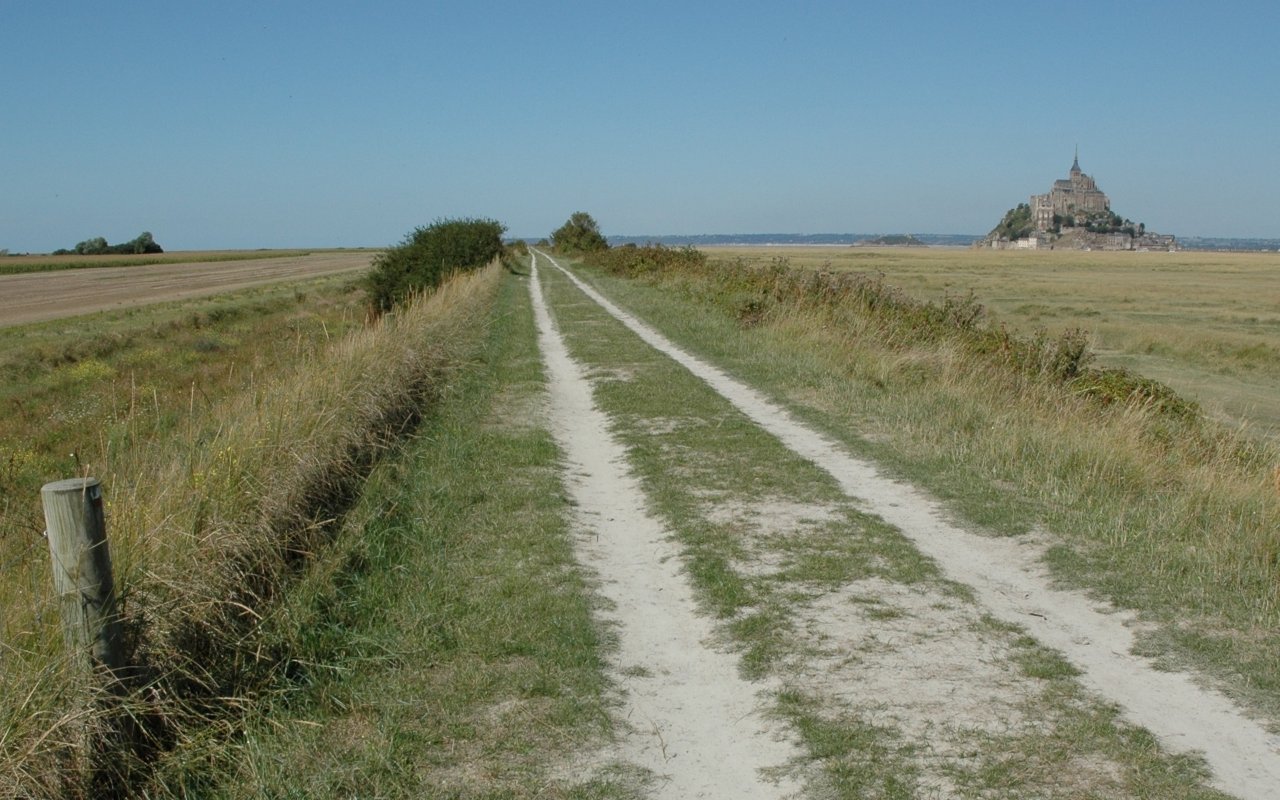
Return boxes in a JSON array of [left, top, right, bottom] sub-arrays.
[[981, 152, 1177, 251], [1030, 151, 1110, 230]]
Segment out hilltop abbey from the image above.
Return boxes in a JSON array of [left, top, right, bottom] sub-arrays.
[[981, 151, 1176, 251], [1031, 151, 1109, 229]]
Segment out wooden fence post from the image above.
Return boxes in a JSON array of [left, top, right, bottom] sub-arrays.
[[40, 477, 124, 675]]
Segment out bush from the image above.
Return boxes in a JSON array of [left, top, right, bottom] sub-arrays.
[[583, 243, 705, 278], [365, 218, 506, 312], [551, 212, 608, 254], [1071, 368, 1198, 418]]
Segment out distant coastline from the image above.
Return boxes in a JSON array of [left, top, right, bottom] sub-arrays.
[[603, 233, 977, 248]]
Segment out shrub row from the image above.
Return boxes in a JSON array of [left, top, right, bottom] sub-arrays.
[[582, 245, 1197, 418]]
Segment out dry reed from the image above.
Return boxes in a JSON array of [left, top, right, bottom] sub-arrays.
[[0, 264, 499, 797]]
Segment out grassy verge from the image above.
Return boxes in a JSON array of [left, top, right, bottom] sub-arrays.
[[535, 259, 1230, 797], [0, 275, 367, 674], [157, 265, 627, 798], [0, 274, 366, 522], [703, 246, 1280, 440], [1, 265, 500, 796], [0, 249, 330, 276], [564, 249, 1280, 727]]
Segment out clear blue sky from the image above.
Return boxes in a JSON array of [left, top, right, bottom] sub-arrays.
[[3, 1, 1277, 251]]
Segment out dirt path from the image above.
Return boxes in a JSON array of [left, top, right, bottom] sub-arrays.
[[0, 252, 372, 327], [534, 250, 1280, 800], [529, 256, 800, 797]]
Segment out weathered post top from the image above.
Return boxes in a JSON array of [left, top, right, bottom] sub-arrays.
[[42, 476, 103, 494]]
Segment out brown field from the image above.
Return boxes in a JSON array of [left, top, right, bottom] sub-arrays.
[[1, 248, 308, 268], [702, 245, 1280, 439], [0, 251, 375, 327]]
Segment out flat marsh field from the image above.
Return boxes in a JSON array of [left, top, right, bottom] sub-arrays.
[[703, 246, 1280, 440]]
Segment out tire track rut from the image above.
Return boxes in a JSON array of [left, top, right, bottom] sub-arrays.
[[530, 255, 800, 798]]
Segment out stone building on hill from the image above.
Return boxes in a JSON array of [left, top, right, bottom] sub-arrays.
[[980, 151, 1177, 251], [1030, 151, 1110, 230]]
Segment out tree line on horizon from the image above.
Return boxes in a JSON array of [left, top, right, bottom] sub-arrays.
[[53, 231, 163, 256]]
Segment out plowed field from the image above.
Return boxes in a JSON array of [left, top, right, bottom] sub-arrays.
[[0, 251, 373, 327]]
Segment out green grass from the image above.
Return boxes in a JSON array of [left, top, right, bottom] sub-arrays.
[[150, 267, 633, 798], [10, 241, 1261, 795], [777, 690, 918, 799], [533, 256, 1234, 797]]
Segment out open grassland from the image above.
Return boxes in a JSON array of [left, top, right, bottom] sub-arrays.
[[0, 248, 369, 276], [703, 246, 1280, 440], [584, 246, 1280, 732], [0, 264, 501, 796]]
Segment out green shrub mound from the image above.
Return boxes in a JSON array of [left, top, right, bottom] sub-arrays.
[[366, 218, 506, 312], [550, 211, 608, 254]]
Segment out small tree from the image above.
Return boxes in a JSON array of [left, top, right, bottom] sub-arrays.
[[127, 231, 163, 254], [74, 236, 109, 255], [551, 212, 608, 254]]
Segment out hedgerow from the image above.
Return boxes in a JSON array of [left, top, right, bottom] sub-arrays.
[[365, 218, 505, 312]]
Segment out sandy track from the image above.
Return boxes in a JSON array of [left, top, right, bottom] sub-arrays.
[[530, 255, 800, 798], [534, 249, 1280, 800], [0, 252, 373, 327]]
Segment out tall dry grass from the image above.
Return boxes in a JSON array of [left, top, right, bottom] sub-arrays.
[[0, 264, 500, 797], [701, 245, 1280, 438]]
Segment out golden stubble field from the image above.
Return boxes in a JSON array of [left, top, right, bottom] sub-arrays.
[[0, 250, 375, 327], [702, 246, 1280, 440]]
